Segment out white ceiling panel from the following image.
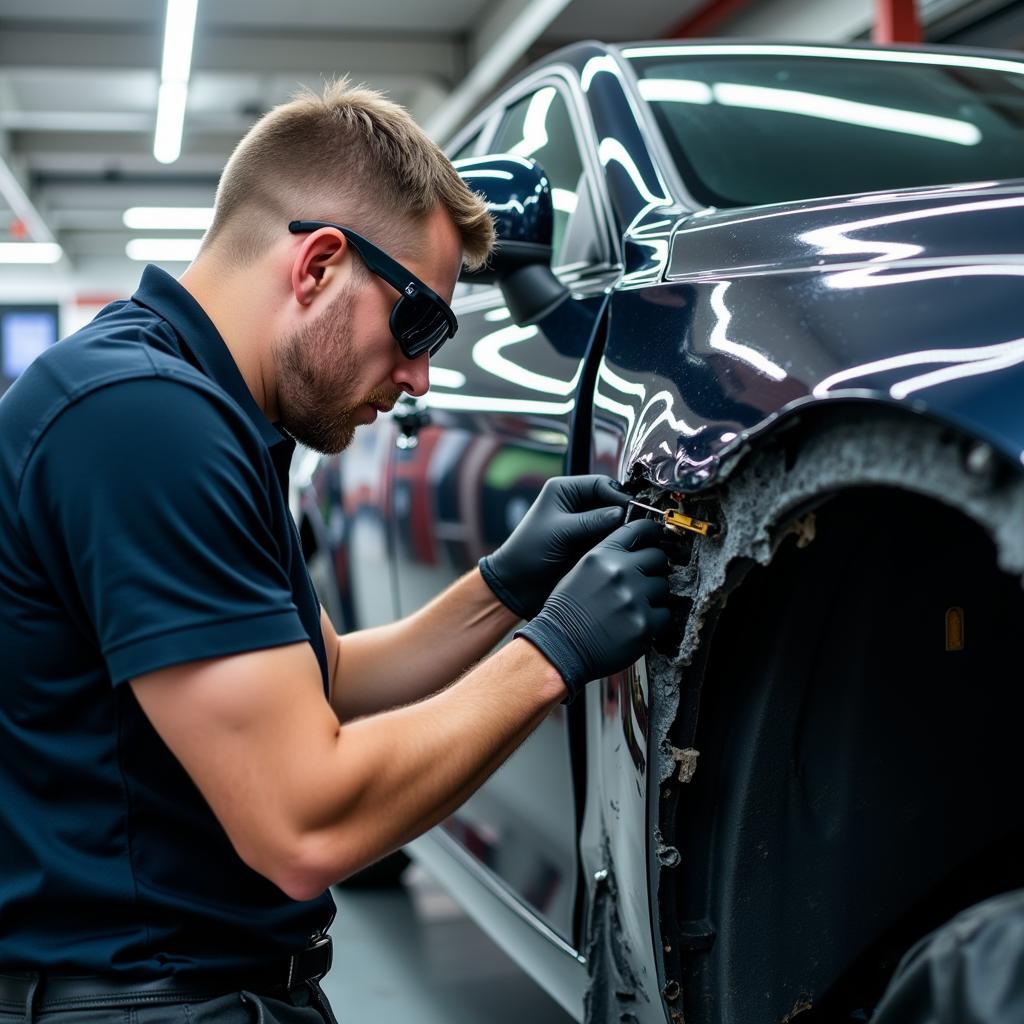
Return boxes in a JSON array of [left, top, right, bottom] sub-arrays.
[[5, 70, 159, 112]]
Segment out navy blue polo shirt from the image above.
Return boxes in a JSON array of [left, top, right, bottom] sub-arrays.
[[0, 265, 334, 979]]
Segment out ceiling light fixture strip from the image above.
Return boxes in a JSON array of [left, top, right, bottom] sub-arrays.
[[153, 0, 199, 165]]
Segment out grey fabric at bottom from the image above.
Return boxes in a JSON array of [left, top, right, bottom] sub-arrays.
[[0, 984, 337, 1024]]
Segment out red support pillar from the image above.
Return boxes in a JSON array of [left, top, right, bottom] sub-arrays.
[[874, 0, 922, 43]]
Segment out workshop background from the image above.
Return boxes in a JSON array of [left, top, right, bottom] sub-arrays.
[[0, 0, 1021, 1020]]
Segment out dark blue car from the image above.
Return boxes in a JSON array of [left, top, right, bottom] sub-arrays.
[[298, 40, 1024, 1024]]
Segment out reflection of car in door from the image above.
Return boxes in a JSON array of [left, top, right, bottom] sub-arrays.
[[297, 40, 1024, 1024]]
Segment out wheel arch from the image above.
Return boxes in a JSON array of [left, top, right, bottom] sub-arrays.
[[638, 403, 1024, 1023]]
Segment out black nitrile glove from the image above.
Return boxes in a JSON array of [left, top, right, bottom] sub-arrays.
[[515, 518, 672, 703], [479, 474, 630, 620]]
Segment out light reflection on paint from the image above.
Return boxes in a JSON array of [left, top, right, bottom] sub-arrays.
[[581, 53, 624, 92], [483, 307, 512, 322], [594, 389, 636, 433], [455, 154, 537, 172], [803, 195, 1024, 263], [471, 323, 583, 395], [595, 359, 643, 434], [671, 183, 1013, 244], [827, 260, 1024, 290], [813, 336, 1024, 399], [487, 198, 526, 216], [846, 181, 996, 204], [598, 138, 668, 208], [890, 339, 1024, 399], [709, 283, 787, 381], [527, 428, 569, 447], [458, 169, 515, 181], [621, 239, 669, 285], [598, 359, 647, 397]]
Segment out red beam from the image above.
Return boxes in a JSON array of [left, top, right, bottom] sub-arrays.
[[664, 0, 754, 39], [873, 0, 922, 43]]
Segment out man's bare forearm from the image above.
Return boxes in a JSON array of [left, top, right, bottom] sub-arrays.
[[323, 638, 561, 872], [329, 567, 520, 720], [292, 636, 565, 892], [130, 634, 566, 901]]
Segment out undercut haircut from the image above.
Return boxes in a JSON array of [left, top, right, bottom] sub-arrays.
[[201, 77, 495, 271]]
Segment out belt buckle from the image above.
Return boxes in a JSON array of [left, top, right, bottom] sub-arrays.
[[285, 935, 333, 990]]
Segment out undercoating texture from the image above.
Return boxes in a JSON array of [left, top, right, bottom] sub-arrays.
[[628, 410, 1024, 1023], [583, 839, 649, 1024]]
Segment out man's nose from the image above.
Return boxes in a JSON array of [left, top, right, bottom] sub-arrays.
[[394, 351, 430, 397]]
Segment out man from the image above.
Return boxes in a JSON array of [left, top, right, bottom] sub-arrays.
[[0, 81, 671, 1024]]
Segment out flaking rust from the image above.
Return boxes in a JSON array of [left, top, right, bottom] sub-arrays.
[[670, 747, 700, 784]]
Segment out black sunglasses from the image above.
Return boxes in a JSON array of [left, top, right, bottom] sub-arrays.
[[288, 220, 458, 359]]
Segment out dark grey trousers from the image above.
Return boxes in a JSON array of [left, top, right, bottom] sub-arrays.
[[0, 982, 338, 1024]]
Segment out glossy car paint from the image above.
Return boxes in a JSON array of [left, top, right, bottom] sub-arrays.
[[594, 181, 1024, 494], [301, 40, 1024, 1023]]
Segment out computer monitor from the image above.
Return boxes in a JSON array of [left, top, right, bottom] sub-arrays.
[[0, 305, 59, 394]]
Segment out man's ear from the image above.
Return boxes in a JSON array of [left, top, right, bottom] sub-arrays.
[[291, 228, 350, 306]]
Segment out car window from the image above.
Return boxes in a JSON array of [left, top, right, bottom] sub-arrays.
[[490, 85, 601, 269], [629, 50, 1024, 207]]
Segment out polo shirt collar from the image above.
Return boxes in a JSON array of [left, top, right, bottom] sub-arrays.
[[131, 264, 289, 455]]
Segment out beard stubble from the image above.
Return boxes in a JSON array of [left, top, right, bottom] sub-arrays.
[[274, 282, 401, 455]]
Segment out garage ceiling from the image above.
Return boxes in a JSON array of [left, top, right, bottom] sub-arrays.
[[0, 0, 1018, 294]]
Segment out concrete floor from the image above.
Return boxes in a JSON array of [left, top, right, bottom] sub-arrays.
[[323, 863, 576, 1023]]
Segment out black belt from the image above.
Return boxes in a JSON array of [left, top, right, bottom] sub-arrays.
[[0, 935, 333, 1013]]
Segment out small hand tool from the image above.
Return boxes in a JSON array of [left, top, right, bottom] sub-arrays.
[[627, 499, 717, 537]]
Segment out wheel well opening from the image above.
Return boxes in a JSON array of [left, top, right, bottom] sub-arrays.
[[668, 484, 1024, 1023]]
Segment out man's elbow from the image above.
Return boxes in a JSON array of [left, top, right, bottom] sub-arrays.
[[237, 829, 361, 902]]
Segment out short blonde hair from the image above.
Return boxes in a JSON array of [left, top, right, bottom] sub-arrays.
[[202, 78, 494, 271]]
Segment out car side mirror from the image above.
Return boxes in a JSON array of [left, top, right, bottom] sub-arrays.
[[455, 155, 569, 325]]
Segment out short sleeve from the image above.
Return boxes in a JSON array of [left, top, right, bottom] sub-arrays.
[[19, 377, 309, 685]]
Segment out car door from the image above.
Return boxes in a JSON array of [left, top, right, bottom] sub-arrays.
[[389, 73, 618, 943]]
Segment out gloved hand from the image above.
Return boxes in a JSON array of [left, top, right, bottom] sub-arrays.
[[515, 518, 672, 703], [479, 474, 630, 620]]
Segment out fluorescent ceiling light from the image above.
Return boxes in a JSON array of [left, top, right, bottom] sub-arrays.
[[153, 0, 198, 165], [123, 206, 214, 229], [126, 237, 202, 262], [154, 81, 189, 165], [0, 243, 63, 264], [161, 0, 198, 82]]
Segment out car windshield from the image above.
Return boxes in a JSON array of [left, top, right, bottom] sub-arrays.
[[624, 45, 1024, 207]]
